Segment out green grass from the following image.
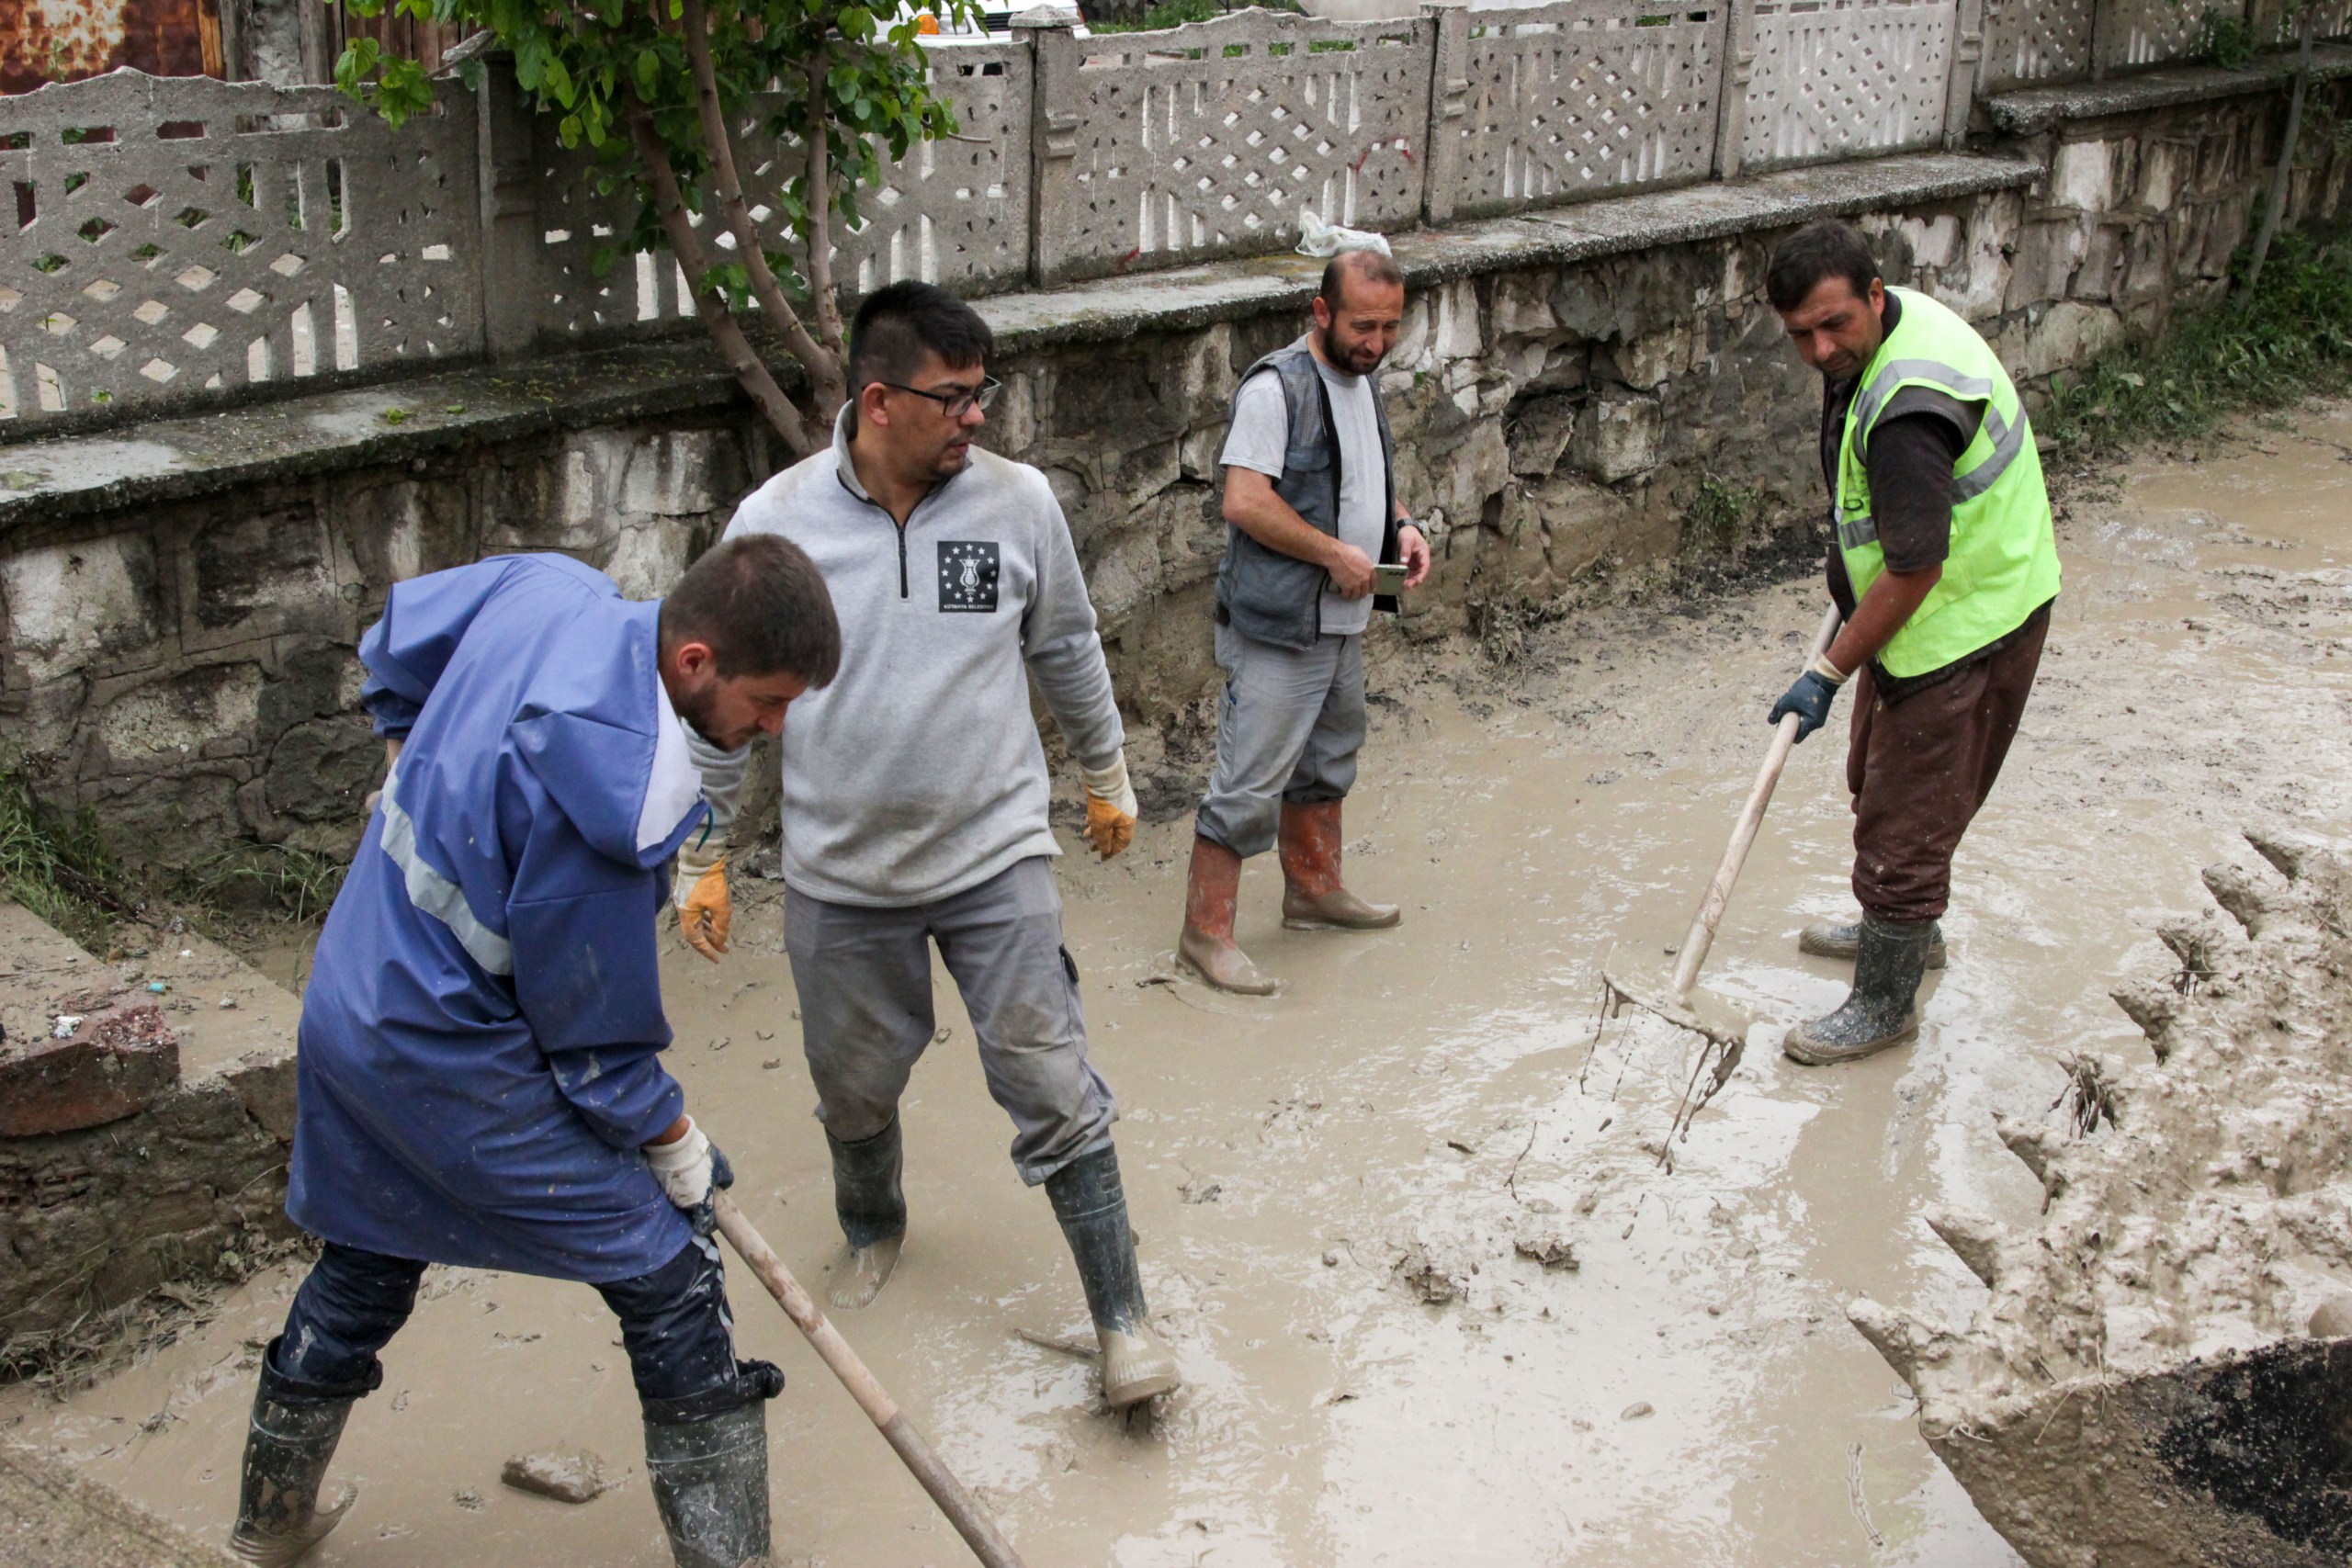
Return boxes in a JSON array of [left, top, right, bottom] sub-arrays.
[[0, 774, 133, 948], [190, 844, 348, 926], [2041, 232, 2352, 457]]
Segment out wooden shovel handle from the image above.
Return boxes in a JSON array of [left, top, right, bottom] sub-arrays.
[[1668, 606, 1844, 998], [711, 1194, 1029, 1568]]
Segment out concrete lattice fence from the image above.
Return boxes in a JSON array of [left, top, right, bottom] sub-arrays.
[[3, 0, 2347, 432]]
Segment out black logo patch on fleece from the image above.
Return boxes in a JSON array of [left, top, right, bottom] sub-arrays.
[[937, 540, 1001, 613]]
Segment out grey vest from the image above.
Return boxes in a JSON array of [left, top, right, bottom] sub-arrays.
[[1215, 336, 1400, 651]]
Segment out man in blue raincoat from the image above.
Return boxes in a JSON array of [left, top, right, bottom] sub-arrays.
[[227, 536, 840, 1568]]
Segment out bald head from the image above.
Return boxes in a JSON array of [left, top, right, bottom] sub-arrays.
[[1319, 248, 1406, 313]]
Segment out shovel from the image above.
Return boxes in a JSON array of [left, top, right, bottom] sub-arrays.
[[711, 1193, 1029, 1568], [1599, 606, 1843, 1119]]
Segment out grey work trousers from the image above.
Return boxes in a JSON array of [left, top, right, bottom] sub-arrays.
[[1193, 623, 1366, 859], [784, 856, 1116, 1187]]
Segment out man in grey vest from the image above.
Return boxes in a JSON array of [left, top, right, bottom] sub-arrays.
[[1178, 249, 1431, 993]]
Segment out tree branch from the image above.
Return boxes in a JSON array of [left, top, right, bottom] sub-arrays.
[[626, 101, 819, 457], [2239, 6, 2314, 303], [804, 42, 844, 351], [680, 0, 846, 415]]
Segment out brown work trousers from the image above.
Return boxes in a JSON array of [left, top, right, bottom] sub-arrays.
[[1847, 608, 2049, 924]]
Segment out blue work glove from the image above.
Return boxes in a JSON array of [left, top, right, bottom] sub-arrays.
[[690, 1143, 736, 1239], [1769, 668, 1842, 743]]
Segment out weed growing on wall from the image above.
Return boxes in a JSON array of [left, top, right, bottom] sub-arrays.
[[2043, 233, 2352, 454], [0, 774, 132, 948], [189, 845, 349, 926]]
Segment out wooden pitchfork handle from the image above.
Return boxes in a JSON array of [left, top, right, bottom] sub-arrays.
[[710, 1193, 1029, 1568], [1667, 605, 1845, 1000]]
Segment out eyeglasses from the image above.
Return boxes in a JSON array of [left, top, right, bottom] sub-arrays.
[[880, 376, 1001, 420]]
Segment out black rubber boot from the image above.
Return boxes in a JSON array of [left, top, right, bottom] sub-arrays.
[[229, 1342, 360, 1568], [1045, 1146, 1181, 1408], [644, 1402, 773, 1568], [1784, 914, 1933, 1066], [1799, 917, 1947, 969], [824, 1117, 906, 1309]]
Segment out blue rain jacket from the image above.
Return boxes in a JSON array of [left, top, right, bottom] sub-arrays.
[[287, 554, 708, 1282]]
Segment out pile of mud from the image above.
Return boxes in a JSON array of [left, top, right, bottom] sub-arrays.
[[1849, 827, 2352, 1568]]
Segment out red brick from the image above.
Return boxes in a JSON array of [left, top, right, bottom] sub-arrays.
[[0, 1002, 181, 1137]]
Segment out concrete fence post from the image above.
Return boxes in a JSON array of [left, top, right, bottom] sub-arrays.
[[1945, 0, 1984, 148], [1713, 0, 1756, 180], [473, 54, 541, 360], [1013, 6, 1083, 288], [1420, 4, 1470, 226]]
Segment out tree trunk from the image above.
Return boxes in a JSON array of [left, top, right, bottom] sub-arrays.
[[803, 46, 845, 353], [626, 103, 819, 457], [2240, 8, 2314, 303], [679, 0, 847, 416]]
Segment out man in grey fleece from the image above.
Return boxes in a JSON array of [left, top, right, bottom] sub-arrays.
[[682, 281, 1178, 1410]]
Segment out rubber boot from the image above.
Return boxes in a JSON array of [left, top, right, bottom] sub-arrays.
[[229, 1345, 358, 1568], [644, 1403, 773, 1568], [1045, 1146, 1182, 1408], [1279, 801, 1399, 931], [1799, 917, 1947, 969], [824, 1117, 906, 1310], [1177, 835, 1280, 996], [1783, 914, 1933, 1066]]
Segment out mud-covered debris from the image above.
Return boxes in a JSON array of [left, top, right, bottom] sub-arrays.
[[1849, 829, 2352, 1568], [1393, 1244, 1461, 1304], [454, 1486, 486, 1512], [1621, 1402, 1654, 1420], [1181, 1178, 1221, 1204], [501, 1450, 608, 1504], [1513, 1230, 1579, 1271]]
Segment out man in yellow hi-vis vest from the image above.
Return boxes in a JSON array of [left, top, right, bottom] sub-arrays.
[[1763, 220, 2060, 1066]]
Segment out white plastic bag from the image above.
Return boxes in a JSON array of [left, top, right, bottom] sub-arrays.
[[1296, 209, 1392, 259]]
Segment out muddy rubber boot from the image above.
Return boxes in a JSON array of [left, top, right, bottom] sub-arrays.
[[229, 1348, 358, 1568], [1278, 801, 1399, 931], [1799, 917, 1947, 969], [1177, 835, 1280, 995], [1045, 1146, 1182, 1408], [824, 1117, 906, 1310], [644, 1403, 773, 1568], [1783, 914, 1933, 1066]]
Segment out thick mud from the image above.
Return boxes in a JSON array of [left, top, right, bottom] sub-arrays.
[[5, 402, 2347, 1567]]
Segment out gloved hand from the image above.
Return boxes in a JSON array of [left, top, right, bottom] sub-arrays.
[[644, 1117, 736, 1237], [1079, 752, 1139, 861], [1769, 653, 1850, 743], [673, 839, 730, 963]]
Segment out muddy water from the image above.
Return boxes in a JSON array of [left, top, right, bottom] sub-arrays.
[[7, 405, 2349, 1568]]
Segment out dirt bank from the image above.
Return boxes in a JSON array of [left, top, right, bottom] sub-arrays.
[[2, 403, 2346, 1567]]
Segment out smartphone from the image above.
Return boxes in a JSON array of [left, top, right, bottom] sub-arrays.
[[1371, 561, 1408, 595]]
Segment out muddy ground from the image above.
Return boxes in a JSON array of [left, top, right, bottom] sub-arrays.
[[5, 402, 2348, 1568]]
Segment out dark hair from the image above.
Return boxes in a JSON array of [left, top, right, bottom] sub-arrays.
[[660, 533, 842, 687], [1766, 220, 1881, 312], [1319, 248, 1406, 311], [847, 280, 993, 398]]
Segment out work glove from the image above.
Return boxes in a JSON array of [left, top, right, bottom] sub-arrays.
[[1080, 752, 1139, 861], [644, 1117, 736, 1238], [1768, 653, 1850, 743], [673, 836, 730, 963]]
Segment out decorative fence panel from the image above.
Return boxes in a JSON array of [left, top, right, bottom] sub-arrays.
[[1975, 0, 2096, 89], [0, 70, 479, 424], [1743, 0, 1955, 170], [529, 36, 1034, 346], [1445, 0, 1727, 220], [2099, 0, 2239, 71], [1027, 9, 1434, 285]]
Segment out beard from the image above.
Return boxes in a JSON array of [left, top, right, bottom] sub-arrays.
[[673, 683, 751, 752], [1329, 334, 1386, 375]]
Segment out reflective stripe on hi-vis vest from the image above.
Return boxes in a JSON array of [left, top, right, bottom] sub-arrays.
[[1835, 288, 2062, 679]]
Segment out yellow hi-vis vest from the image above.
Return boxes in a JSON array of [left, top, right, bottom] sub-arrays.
[[1836, 287, 2061, 679]]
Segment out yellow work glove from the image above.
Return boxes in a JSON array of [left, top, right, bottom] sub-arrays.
[[1079, 753, 1138, 861], [673, 840, 730, 962]]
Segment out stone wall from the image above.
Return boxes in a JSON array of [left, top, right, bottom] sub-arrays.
[[2, 74, 2347, 881]]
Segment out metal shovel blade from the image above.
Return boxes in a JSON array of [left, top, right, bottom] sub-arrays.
[[1599, 943, 1758, 1050]]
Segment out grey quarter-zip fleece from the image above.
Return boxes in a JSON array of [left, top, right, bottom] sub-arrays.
[[688, 407, 1124, 908]]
